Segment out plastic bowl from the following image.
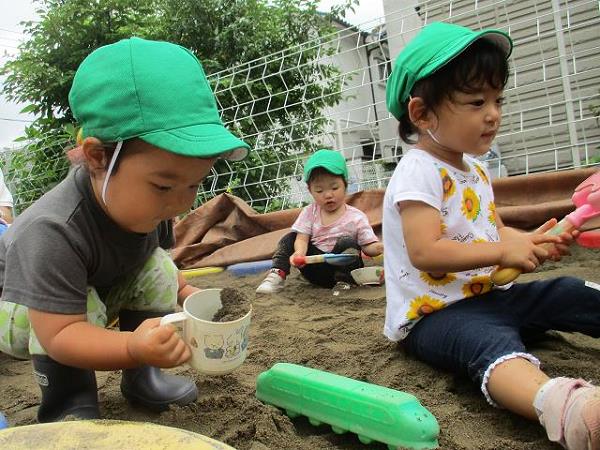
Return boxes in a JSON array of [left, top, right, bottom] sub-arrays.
[[351, 266, 384, 285]]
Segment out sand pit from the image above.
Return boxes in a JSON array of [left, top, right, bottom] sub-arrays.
[[1, 245, 599, 449]]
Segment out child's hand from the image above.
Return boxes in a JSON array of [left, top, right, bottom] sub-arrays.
[[362, 241, 384, 257], [126, 318, 191, 368], [498, 232, 562, 272], [535, 218, 576, 262], [290, 252, 306, 268]]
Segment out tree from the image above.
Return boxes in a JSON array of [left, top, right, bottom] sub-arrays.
[[1, 0, 356, 212], [1, 0, 165, 212]]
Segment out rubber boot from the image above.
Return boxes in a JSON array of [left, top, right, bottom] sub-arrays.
[[119, 309, 198, 411], [32, 355, 100, 423]]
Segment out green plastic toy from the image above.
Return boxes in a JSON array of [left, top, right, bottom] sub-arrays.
[[256, 363, 439, 449]]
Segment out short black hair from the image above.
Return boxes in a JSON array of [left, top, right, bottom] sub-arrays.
[[398, 38, 509, 143]]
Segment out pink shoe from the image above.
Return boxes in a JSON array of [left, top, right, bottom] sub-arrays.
[[582, 396, 600, 450], [537, 377, 600, 450]]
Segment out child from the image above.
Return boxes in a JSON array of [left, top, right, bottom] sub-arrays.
[[383, 22, 599, 450], [0, 167, 13, 226], [256, 149, 383, 294], [0, 37, 249, 423]]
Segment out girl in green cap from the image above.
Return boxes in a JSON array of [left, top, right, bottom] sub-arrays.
[[0, 37, 249, 423], [383, 22, 599, 449], [256, 149, 383, 294]]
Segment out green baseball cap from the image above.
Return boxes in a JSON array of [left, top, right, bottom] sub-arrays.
[[69, 37, 249, 160], [303, 149, 348, 182], [386, 22, 512, 120]]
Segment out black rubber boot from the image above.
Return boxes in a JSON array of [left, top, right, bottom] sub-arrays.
[[32, 355, 100, 423], [119, 309, 198, 411]]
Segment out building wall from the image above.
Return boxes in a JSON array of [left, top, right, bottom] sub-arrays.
[[383, 0, 600, 174]]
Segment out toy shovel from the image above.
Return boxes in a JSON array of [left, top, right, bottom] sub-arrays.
[[292, 251, 359, 267], [491, 171, 600, 286]]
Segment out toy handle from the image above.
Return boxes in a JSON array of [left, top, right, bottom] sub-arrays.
[[292, 255, 325, 266], [490, 242, 553, 285], [490, 267, 521, 286], [491, 217, 575, 286]]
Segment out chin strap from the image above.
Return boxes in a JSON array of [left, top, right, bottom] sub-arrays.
[[426, 129, 442, 145], [101, 140, 123, 206]]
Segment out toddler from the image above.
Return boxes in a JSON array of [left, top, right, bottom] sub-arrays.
[[383, 22, 599, 449], [257, 149, 383, 294], [0, 37, 249, 422]]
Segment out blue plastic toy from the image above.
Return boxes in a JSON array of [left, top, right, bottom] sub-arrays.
[[0, 412, 8, 430], [256, 363, 439, 449], [226, 259, 272, 276]]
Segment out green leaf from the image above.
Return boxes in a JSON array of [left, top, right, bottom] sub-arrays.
[[19, 104, 37, 114]]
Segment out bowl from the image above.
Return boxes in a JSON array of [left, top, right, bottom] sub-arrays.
[[351, 266, 384, 285]]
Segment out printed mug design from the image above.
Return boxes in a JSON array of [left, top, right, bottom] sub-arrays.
[[203, 335, 225, 359], [199, 327, 247, 361]]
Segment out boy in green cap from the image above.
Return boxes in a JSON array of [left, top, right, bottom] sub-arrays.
[[0, 37, 249, 423], [383, 22, 599, 449], [256, 149, 383, 294]]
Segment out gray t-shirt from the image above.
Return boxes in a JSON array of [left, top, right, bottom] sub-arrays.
[[0, 166, 174, 314]]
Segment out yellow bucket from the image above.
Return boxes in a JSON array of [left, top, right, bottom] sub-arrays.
[[0, 420, 235, 450]]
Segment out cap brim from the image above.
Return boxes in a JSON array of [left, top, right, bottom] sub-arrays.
[[140, 123, 249, 161], [434, 29, 512, 78], [426, 28, 513, 84], [304, 165, 347, 182], [478, 30, 513, 59]]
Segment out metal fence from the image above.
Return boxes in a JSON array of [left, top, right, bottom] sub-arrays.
[[1, 0, 599, 214]]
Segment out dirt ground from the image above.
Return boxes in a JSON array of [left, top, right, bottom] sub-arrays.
[[1, 245, 599, 450]]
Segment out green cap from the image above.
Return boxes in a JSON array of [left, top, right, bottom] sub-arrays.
[[386, 22, 512, 120], [303, 149, 348, 182], [69, 37, 249, 160]]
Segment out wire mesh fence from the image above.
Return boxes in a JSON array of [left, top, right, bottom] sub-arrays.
[[1, 0, 599, 215]]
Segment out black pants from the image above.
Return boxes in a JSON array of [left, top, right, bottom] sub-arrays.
[[272, 232, 363, 288]]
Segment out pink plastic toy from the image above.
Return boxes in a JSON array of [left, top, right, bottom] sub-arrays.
[[491, 171, 600, 286], [577, 229, 600, 248]]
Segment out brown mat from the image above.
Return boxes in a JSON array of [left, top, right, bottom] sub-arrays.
[[172, 167, 598, 269]]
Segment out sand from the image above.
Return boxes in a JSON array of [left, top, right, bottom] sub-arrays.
[[1, 245, 599, 450], [212, 287, 252, 322]]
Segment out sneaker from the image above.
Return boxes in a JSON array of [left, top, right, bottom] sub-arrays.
[[536, 377, 600, 450], [256, 269, 286, 294], [332, 281, 352, 296]]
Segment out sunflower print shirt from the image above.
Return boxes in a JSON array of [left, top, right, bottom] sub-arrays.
[[382, 149, 508, 342]]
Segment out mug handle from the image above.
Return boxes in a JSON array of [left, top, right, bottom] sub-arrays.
[[160, 312, 187, 327]]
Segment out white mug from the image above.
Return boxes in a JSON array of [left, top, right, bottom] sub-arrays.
[[160, 289, 252, 375]]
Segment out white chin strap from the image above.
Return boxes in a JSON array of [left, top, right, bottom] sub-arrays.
[[101, 140, 123, 206], [426, 129, 442, 145]]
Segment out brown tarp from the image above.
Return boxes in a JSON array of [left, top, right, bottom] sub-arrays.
[[172, 167, 598, 269]]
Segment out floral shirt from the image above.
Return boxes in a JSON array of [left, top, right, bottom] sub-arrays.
[[382, 149, 510, 341]]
